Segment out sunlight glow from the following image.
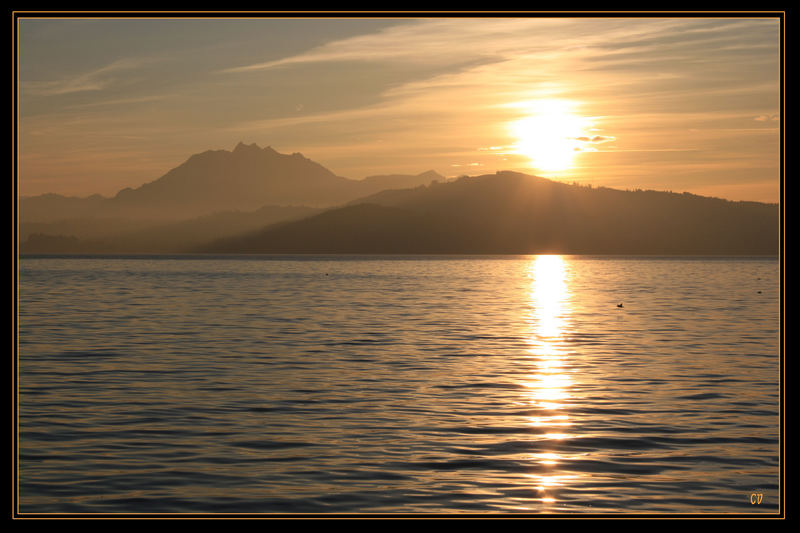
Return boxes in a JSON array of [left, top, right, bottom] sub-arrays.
[[528, 414, 571, 427], [535, 452, 561, 465], [523, 472, 579, 495], [524, 256, 571, 404], [509, 99, 593, 173], [529, 255, 569, 340], [521, 255, 576, 505]]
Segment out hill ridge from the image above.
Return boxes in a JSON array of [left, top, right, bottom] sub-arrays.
[[198, 171, 778, 255]]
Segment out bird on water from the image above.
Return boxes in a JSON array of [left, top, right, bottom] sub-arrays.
[[617, 303, 624, 308]]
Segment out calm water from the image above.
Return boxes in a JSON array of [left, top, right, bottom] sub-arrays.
[[17, 255, 781, 515]]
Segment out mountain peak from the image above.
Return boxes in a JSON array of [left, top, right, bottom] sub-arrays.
[[233, 141, 261, 153], [417, 170, 444, 180]]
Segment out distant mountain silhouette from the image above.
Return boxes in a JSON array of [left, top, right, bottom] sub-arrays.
[[21, 143, 444, 223], [20, 193, 110, 224], [20, 205, 321, 254], [20, 144, 778, 255], [358, 170, 443, 191], [22, 233, 88, 254], [199, 172, 779, 255]]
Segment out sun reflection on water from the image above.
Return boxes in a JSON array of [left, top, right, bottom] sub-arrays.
[[522, 255, 575, 507]]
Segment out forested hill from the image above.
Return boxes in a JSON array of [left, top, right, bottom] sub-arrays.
[[200, 172, 779, 255]]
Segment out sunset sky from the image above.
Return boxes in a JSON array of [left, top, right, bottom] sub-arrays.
[[18, 15, 781, 203]]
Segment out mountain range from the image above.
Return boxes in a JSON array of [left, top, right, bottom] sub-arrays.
[[21, 142, 443, 223], [20, 143, 779, 255]]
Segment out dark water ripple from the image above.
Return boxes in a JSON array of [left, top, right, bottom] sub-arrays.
[[18, 255, 780, 514]]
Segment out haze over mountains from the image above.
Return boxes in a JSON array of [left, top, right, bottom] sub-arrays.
[[20, 143, 779, 255], [21, 142, 443, 223], [20, 142, 441, 253]]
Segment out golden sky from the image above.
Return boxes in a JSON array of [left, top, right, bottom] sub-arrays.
[[18, 15, 781, 203]]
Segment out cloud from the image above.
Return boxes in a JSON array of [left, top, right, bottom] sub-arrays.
[[220, 19, 577, 74], [221, 17, 777, 88], [754, 114, 779, 122], [572, 135, 616, 153], [23, 57, 154, 96], [63, 94, 168, 110], [574, 135, 616, 143], [220, 18, 779, 147]]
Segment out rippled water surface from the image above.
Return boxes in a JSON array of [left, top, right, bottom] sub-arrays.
[[18, 255, 781, 514]]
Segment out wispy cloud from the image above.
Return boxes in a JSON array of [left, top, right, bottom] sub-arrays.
[[221, 19, 574, 74], [62, 94, 168, 110], [23, 57, 154, 96], [574, 135, 615, 143], [755, 114, 779, 122]]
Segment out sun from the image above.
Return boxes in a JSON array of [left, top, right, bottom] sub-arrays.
[[509, 100, 592, 173]]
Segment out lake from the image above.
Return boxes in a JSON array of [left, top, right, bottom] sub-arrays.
[[17, 255, 781, 515]]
